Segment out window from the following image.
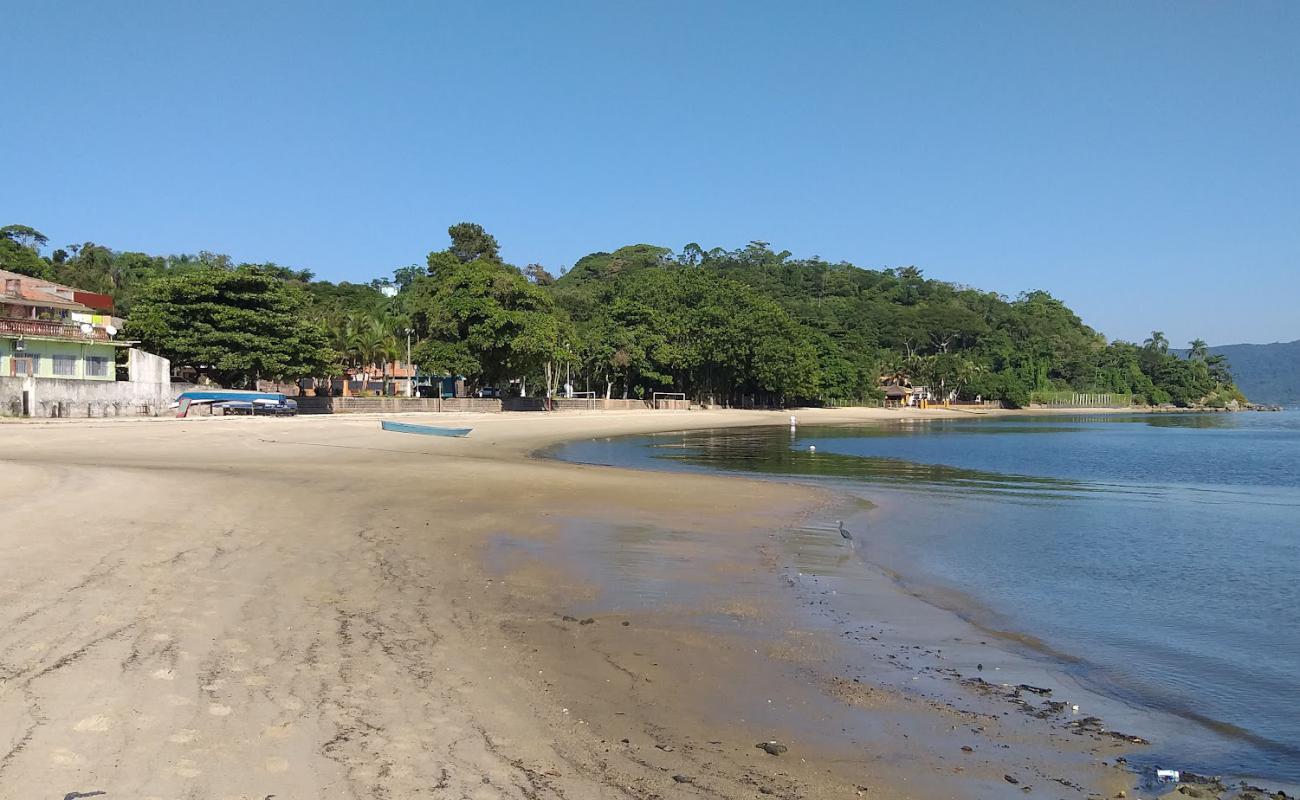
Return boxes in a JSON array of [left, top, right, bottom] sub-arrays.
[[52, 354, 77, 376], [10, 354, 37, 376], [86, 356, 110, 377]]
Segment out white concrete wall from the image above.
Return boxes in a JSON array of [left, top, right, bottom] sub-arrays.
[[128, 349, 170, 385], [0, 349, 173, 418]]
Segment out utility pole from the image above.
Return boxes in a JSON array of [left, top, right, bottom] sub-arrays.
[[406, 327, 413, 397]]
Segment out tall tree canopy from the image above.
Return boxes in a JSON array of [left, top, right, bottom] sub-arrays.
[[5, 219, 1245, 406], [126, 266, 334, 387], [0, 224, 53, 278], [406, 226, 568, 388]]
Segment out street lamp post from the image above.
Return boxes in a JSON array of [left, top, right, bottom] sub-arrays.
[[406, 328, 413, 398]]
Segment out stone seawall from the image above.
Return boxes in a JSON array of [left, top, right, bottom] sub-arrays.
[[294, 396, 505, 414], [295, 396, 684, 414]]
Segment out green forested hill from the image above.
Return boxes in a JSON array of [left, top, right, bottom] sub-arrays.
[[1201, 341, 1300, 405], [1, 221, 1249, 407], [553, 241, 1242, 407]]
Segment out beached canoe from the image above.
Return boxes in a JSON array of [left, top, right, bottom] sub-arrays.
[[379, 420, 472, 438]]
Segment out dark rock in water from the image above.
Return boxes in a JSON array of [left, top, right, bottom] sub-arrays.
[[621, 620, 630, 626], [1016, 683, 1052, 696], [1065, 715, 1150, 745], [1104, 730, 1150, 745], [756, 741, 788, 756], [1042, 700, 1068, 715], [560, 615, 578, 622], [977, 663, 984, 671], [579, 617, 595, 625], [1004, 774, 1020, 784], [960, 745, 973, 752]]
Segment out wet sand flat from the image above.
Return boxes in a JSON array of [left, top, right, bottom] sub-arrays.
[[0, 407, 1138, 799]]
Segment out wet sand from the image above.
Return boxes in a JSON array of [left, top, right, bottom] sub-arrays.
[[0, 407, 1150, 799]]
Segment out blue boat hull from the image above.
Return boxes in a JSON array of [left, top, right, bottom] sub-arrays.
[[176, 390, 290, 418], [380, 420, 472, 437]]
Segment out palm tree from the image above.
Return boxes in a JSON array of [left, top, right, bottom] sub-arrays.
[[955, 357, 986, 394], [345, 316, 400, 393], [1143, 331, 1169, 354], [1188, 338, 1209, 360]]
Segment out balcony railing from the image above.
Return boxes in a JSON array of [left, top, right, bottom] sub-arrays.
[[0, 317, 111, 341]]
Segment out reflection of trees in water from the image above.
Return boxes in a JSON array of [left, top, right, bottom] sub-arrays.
[[652, 426, 1088, 500], [1143, 414, 1233, 430]]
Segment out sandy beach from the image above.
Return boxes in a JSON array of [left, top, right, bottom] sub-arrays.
[[0, 407, 1148, 799]]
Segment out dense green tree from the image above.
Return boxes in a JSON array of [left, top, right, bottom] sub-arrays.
[[10, 218, 1243, 407], [446, 222, 501, 264], [126, 266, 334, 387], [0, 224, 52, 278], [407, 228, 566, 390]]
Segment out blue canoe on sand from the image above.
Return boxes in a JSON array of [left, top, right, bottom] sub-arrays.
[[380, 420, 472, 438]]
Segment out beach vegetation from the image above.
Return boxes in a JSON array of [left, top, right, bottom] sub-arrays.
[[3, 219, 1247, 406], [125, 265, 334, 388]]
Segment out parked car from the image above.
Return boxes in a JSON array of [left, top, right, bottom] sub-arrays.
[[218, 398, 298, 416], [474, 387, 500, 399]]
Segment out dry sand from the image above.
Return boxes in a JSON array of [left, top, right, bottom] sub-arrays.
[[0, 407, 1143, 799]]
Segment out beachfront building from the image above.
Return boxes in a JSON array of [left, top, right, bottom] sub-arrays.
[[0, 269, 171, 417], [1, 269, 120, 381], [883, 385, 911, 408]]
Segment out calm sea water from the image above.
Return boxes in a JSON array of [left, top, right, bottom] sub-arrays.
[[549, 412, 1300, 785]]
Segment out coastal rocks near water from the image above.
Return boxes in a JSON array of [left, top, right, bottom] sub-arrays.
[[1147, 402, 1284, 412], [960, 677, 1152, 743], [1155, 771, 1295, 800], [756, 741, 788, 756], [1065, 715, 1151, 745]]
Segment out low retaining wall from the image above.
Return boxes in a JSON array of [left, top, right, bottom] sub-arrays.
[[295, 396, 504, 414], [296, 395, 687, 414], [0, 348, 172, 418], [0, 376, 171, 418], [514, 397, 654, 411]]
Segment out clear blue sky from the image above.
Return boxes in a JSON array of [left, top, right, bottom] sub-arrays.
[[2, 1, 1296, 346]]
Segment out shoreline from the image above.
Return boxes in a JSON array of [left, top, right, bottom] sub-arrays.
[[0, 406, 1258, 799], [542, 412, 1300, 796]]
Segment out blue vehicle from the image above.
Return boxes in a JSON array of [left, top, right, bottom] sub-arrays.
[[174, 390, 297, 417], [217, 398, 298, 416]]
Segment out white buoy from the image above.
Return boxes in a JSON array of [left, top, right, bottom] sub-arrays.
[[808, 444, 816, 453]]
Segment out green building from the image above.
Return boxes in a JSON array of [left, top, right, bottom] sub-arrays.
[[1, 269, 123, 381]]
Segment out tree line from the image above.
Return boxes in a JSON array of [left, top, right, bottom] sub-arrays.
[[0, 222, 1244, 407]]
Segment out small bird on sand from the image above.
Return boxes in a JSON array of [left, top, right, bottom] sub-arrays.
[[836, 520, 853, 541]]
